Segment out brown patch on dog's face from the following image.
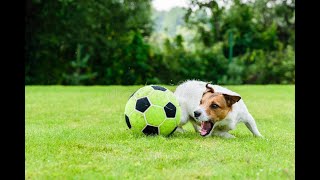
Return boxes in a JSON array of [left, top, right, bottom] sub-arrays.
[[200, 92, 241, 123]]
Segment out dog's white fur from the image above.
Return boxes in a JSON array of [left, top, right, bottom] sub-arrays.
[[174, 80, 262, 138]]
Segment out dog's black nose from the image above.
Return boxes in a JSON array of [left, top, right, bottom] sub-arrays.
[[194, 111, 201, 118]]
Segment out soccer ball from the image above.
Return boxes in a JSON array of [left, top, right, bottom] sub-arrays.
[[124, 85, 181, 136]]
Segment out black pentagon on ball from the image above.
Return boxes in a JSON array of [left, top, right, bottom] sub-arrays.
[[151, 85, 167, 91], [142, 125, 159, 135], [164, 102, 176, 118], [135, 97, 151, 113], [125, 114, 131, 129]]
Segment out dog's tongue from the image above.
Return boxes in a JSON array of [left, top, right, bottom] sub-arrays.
[[200, 121, 212, 136]]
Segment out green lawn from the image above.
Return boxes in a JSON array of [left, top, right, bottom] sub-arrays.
[[25, 85, 295, 179]]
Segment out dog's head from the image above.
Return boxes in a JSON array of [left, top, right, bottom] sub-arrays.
[[194, 83, 241, 136]]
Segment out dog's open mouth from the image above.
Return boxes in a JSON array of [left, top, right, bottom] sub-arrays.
[[200, 121, 214, 136]]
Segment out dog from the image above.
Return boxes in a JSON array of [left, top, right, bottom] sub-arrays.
[[173, 80, 262, 138]]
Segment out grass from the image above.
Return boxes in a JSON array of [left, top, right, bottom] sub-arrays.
[[25, 85, 295, 179]]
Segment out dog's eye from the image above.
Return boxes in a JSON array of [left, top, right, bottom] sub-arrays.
[[210, 104, 219, 109]]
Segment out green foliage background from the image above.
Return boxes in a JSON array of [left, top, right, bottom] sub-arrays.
[[25, 0, 295, 85]]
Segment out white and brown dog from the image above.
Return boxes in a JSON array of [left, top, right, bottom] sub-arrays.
[[174, 80, 262, 138]]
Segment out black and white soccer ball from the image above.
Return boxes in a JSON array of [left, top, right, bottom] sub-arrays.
[[124, 85, 181, 136]]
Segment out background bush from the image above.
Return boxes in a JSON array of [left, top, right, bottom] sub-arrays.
[[25, 0, 295, 85]]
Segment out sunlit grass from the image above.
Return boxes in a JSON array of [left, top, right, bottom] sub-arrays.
[[25, 85, 294, 179]]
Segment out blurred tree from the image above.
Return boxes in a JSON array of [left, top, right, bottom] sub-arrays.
[[185, 0, 225, 47], [25, 0, 152, 85], [114, 32, 152, 85], [152, 7, 187, 37], [179, 0, 295, 84], [62, 44, 98, 85], [26, 0, 295, 85]]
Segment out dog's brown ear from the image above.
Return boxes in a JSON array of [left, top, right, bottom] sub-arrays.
[[204, 83, 214, 94], [223, 94, 241, 107]]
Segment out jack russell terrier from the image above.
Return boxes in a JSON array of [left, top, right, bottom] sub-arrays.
[[174, 80, 262, 138]]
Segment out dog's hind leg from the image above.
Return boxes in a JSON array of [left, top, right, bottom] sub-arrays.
[[244, 113, 263, 137]]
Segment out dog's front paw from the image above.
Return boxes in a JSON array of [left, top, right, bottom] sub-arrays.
[[175, 127, 186, 133], [213, 131, 235, 138], [224, 134, 236, 139]]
